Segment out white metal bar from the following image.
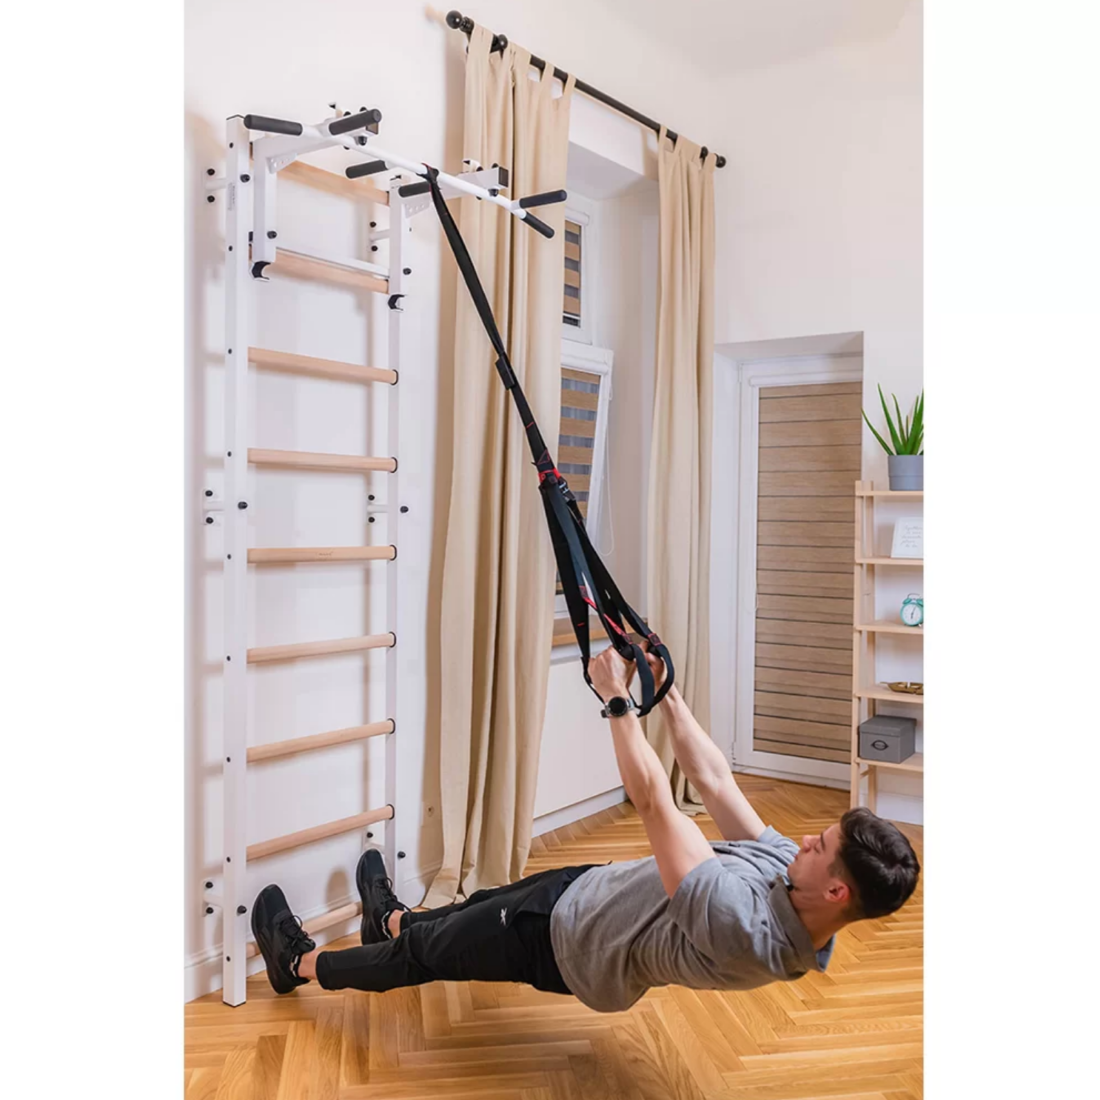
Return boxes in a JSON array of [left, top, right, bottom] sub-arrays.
[[251, 114, 543, 231], [384, 177, 406, 881], [254, 113, 539, 224], [360, 140, 534, 223], [221, 115, 252, 1008], [253, 152, 278, 267]]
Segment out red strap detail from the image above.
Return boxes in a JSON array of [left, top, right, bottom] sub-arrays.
[[582, 593, 627, 638]]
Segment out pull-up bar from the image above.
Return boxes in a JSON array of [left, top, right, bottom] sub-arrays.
[[241, 108, 565, 238]]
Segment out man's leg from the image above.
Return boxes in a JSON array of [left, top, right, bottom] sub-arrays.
[[306, 887, 544, 993], [395, 866, 578, 934]]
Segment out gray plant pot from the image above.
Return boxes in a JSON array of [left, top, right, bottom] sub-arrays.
[[888, 454, 924, 491]]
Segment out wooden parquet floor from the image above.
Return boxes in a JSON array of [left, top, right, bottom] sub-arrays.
[[185, 775, 923, 1099]]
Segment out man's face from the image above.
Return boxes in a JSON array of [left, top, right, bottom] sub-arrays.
[[788, 822, 851, 907]]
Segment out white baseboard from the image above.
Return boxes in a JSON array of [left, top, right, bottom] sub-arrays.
[[732, 764, 849, 791], [185, 858, 444, 1004], [870, 791, 924, 826], [532, 787, 626, 836]]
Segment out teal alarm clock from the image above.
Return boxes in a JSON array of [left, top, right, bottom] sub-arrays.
[[900, 593, 924, 628]]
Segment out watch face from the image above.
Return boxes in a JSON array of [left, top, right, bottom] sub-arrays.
[[901, 601, 922, 625], [609, 696, 630, 717]]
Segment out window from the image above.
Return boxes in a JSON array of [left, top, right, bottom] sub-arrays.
[[562, 219, 583, 330], [561, 198, 597, 344], [554, 340, 613, 618]]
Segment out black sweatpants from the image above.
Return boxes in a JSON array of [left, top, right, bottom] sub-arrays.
[[315, 864, 595, 995]]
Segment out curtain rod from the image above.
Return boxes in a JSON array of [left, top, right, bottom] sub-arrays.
[[445, 10, 727, 169]]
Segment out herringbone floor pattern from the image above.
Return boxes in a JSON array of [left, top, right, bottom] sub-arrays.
[[185, 775, 923, 1099]]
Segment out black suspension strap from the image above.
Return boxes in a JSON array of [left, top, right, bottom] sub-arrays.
[[423, 166, 674, 717]]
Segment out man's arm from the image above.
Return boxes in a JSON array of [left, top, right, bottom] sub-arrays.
[[590, 649, 716, 898], [660, 684, 766, 843]]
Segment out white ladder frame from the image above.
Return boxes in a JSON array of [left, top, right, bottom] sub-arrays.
[[206, 106, 541, 1006]]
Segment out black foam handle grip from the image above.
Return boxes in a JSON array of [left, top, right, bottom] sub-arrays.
[[523, 212, 554, 239], [242, 114, 302, 136], [398, 180, 431, 198], [519, 189, 568, 209], [345, 160, 388, 179], [329, 108, 382, 136]]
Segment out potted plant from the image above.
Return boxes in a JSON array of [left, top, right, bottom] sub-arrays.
[[863, 385, 924, 490]]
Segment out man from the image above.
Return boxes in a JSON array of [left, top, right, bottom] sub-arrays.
[[252, 646, 920, 1011]]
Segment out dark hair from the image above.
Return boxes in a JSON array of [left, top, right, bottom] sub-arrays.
[[833, 807, 920, 919]]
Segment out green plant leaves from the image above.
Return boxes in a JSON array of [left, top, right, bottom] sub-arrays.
[[863, 385, 924, 455], [878, 384, 904, 453], [862, 409, 894, 455]]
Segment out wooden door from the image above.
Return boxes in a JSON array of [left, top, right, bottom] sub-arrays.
[[753, 382, 861, 766]]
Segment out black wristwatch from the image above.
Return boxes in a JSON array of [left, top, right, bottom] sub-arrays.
[[600, 695, 637, 719]]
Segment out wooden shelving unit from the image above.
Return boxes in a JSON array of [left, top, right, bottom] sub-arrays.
[[851, 481, 924, 810]]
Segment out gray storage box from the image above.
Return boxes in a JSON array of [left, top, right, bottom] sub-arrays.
[[858, 715, 917, 763]]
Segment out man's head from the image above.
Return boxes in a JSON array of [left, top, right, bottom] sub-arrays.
[[788, 808, 920, 922]]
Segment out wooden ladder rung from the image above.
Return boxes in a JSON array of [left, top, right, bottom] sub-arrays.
[[248, 448, 397, 473], [247, 633, 395, 664], [248, 720, 394, 764], [247, 806, 394, 862], [249, 346, 397, 386], [248, 546, 396, 564], [264, 249, 388, 294], [282, 160, 389, 206], [245, 900, 362, 959]]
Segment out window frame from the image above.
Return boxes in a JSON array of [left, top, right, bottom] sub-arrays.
[[554, 338, 614, 618], [562, 193, 599, 345]]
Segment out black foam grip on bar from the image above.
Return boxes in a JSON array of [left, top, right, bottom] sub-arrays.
[[242, 114, 303, 136], [329, 108, 382, 136], [518, 189, 568, 209], [398, 180, 431, 198], [345, 160, 388, 179], [523, 212, 554, 239]]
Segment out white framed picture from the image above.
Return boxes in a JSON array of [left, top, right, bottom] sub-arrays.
[[891, 516, 924, 559]]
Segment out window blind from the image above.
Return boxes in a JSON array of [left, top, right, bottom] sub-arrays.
[[563, 219, 582, 328]]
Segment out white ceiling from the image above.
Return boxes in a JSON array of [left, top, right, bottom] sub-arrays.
[[589, 0, 914, 76]]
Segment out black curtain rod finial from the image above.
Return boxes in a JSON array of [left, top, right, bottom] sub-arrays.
[[446, 10, 473, 34]]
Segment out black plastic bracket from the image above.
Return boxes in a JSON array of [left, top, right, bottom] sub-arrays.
[[494, 356, 517, 390], [388, 294, 405, 311], [251, 261, 270, 280]]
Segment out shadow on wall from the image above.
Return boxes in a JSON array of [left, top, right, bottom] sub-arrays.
[[185, 109, 225, 960]]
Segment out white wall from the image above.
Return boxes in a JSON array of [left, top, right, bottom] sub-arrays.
[[707, 3, 923, 820], [184, 0, 723, 998]]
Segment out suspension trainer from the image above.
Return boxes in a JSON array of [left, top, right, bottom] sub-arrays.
[[423, 166, 674, 717]]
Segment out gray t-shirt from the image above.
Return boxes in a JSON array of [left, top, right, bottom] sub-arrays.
[[549, 826, 834, 1012]]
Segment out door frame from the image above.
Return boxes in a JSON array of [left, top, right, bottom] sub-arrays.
[[720, 352, 863, 786]]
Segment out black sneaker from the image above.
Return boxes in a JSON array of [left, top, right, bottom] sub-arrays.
[[251, 884, 316, 994], [356, 849, 409, 945]]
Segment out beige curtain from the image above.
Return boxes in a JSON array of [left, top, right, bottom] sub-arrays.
[[426, 29, 575, 905], [645, 130, 717, 812]]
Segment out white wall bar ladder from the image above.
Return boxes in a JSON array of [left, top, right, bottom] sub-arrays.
[[208, 105, 561, 1006]]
